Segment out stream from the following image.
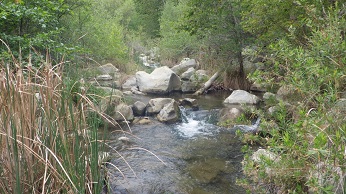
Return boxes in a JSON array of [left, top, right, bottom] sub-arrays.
[[104, 92, 247, 194]]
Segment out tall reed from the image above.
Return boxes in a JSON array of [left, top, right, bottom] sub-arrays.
[[0, 51, 103, 193]]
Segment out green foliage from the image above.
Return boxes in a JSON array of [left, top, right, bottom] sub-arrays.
[[158, 0, 198, 62], [61, 0, 129, 65], [242, 2, 346, 193], [179, 0, 252, 89], [181, 0, 246, 61], [0, 0, 80, 65], [133, 0, 165, 39]]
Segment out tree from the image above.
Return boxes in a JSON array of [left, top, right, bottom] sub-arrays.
[[158, 0, 198, 63], [181, 0, 251, 90], [0, 0, 76, 65], [241, 0, 342, 46], [133, 0, 165, 39]]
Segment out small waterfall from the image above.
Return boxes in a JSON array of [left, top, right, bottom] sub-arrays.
[[234, 117, 261, 133], [175, 107, 217, 138]]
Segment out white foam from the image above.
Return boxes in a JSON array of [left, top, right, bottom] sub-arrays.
[[176, 117, 213, 138]]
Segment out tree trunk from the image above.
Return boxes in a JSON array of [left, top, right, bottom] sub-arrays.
[[193, 71, 220, 95]]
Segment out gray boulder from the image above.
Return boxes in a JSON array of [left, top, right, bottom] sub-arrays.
[[132, 101, 147, 116], [224, 90, 260, 105], [276, 85, 301, 101], [243, 60, 258, 75], [97, 63, 119, 75], [219, 107, 243, 126], [122, 76, 137, 90], [181, 67, 195, 80], [146, 98, 175, 115], [114, 103, 134, 121], [190, 70, 208, 82], [92, 74, 120, 89], [131, 86, 145, 95], [100, 95, 123, 114], [171, 58, 197, 74], [157, 100, 181, 123], [250, 82, 266, 92], [136, 66, 181, 94], [181, 81, 198, 93], [179, 98, 199, 111]]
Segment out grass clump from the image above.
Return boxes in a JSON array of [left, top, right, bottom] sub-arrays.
[[0, 48, 105, 193]]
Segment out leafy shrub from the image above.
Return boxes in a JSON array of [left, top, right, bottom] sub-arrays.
[[241, 5, 346, 193]]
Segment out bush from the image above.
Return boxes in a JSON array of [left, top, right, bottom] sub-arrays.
[[241, 6, 346, 193]]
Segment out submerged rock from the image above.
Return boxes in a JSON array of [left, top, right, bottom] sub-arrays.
[[218, 107, 243, 127], [187, 158, 228, 184], [179, 98, 199, 111], [133, 117, 152, 125]]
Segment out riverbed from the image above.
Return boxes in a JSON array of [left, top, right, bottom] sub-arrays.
[[103, 92, 247, 194]]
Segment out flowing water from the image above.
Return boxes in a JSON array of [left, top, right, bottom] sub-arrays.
[[105, 93, 247, 194]]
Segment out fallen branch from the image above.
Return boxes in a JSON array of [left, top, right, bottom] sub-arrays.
[[193, 71, 220, 95]]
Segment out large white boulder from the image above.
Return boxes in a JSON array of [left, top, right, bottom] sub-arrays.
[[224, 90, 260, 105], [136, 66, 181, 94]]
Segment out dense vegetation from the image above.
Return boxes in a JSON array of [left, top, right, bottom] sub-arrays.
[[0, 0, 345, 193]]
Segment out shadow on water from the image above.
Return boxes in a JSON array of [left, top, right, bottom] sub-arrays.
[[104, 92, 246, 194]]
